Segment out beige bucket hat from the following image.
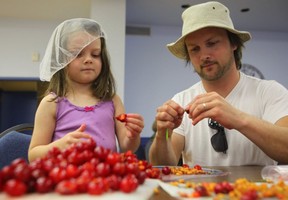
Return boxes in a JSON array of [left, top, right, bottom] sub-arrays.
[[167, 1, 251, 59]]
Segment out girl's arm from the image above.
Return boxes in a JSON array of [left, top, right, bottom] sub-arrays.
[[28, 94, 58, 162], [113, 95, 144, 152]]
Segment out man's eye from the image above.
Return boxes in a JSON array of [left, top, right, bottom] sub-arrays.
[[192, 48, 198, 52], [207, 41, 218, 47], [189, 47, 199, 53]]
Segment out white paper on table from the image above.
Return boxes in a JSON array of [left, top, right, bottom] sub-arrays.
[[159, 181, 192, 197], [158, 180, 285, 200], [158, 181, 213, 200], [0, 178, 160, 200]]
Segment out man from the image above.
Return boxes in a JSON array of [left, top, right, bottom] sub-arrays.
[[149, 1, 288, 166]]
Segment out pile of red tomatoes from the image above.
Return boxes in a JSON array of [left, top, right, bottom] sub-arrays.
[[0, 138, 160, 197]]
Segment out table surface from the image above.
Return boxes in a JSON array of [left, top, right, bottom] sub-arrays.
[[148, 165, 265, 200]]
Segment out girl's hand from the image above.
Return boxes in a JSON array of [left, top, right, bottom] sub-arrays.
[[56, 124, 92, 150], [124, 113, 144, 139]]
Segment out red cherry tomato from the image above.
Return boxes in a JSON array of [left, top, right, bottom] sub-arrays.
[[35, 176, 54, 193], [194, 164, 202, 170], [87, 177, 109, 195], [161, 166, 171, 175], [120, 174, 139, 193], [116, 114, 127, 122], [194, 185, 209, 196], [4, 179, 27, 196]]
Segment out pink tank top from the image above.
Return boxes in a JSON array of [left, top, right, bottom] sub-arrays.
[[52, 98, 117, 152]]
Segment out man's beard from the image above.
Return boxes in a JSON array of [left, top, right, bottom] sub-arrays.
[[195, 56, 234, 81]]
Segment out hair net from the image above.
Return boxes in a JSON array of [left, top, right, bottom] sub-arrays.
[[40, 18, 106, 81]]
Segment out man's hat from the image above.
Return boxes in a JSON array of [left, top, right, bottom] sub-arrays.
[[167, 1, 251, 59]]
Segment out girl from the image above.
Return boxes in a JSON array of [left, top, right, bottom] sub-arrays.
[[28, 18, 144, 162]]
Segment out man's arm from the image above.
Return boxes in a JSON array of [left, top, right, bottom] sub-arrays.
[[236, 115, 288, 164], [149, 130, 185, 166]]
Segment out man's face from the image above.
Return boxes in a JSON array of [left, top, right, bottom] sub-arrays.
[[185, 27, 237, 81]]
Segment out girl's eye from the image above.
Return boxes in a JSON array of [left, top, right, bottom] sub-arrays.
[[92, 54, 100, 58]]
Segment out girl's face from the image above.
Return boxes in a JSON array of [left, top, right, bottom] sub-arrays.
[[66, 33, 102, 85]]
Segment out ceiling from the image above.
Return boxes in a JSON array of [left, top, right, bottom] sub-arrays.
[[126, 0, 288, 32], [0, 0, 288, 32]]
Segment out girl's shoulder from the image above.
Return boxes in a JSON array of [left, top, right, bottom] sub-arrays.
[[111, 94, 124, 107], [43, 92, 57, 100], [36, 93, 58, 117], [112, 94, 121, 101], [39, 93, 59, 106]]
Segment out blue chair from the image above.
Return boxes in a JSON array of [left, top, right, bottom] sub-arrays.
[[0, 123, 149, 168], [0, 123, 33, 168]]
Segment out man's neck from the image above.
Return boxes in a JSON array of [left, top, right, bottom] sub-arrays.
[[202, 69, 240, 98]]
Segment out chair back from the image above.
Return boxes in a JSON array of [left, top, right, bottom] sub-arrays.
[[0, 124, 33, 169]]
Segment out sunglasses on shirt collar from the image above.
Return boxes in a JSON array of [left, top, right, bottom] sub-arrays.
[[208, 118, 228, 154]]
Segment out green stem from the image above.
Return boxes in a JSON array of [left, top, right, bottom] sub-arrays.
[[166, 129, 169, 140]]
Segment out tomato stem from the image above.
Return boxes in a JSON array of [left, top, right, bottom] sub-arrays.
[[166, 129, 169, 140]]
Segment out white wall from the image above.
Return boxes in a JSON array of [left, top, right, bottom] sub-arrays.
[[0, 0, 126, 100], [0, 19, 58, 79], [90, 0, 126, 100], [125, 25, 288, 137], [244, 31, 288, 85]]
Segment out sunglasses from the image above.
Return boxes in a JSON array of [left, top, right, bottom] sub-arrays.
[[208, 118, 228, 153]]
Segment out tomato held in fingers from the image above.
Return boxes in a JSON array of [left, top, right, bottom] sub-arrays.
[[115, 114, 127, 122]]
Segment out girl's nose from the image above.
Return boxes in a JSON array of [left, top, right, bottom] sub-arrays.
[[84, 55, 93, 63]]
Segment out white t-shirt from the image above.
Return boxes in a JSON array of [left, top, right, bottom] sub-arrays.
[[172, 72, 288, 166]]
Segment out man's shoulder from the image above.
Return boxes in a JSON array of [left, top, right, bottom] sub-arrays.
[[242, 73, 284, 89], [177, 82, 202, 94]]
